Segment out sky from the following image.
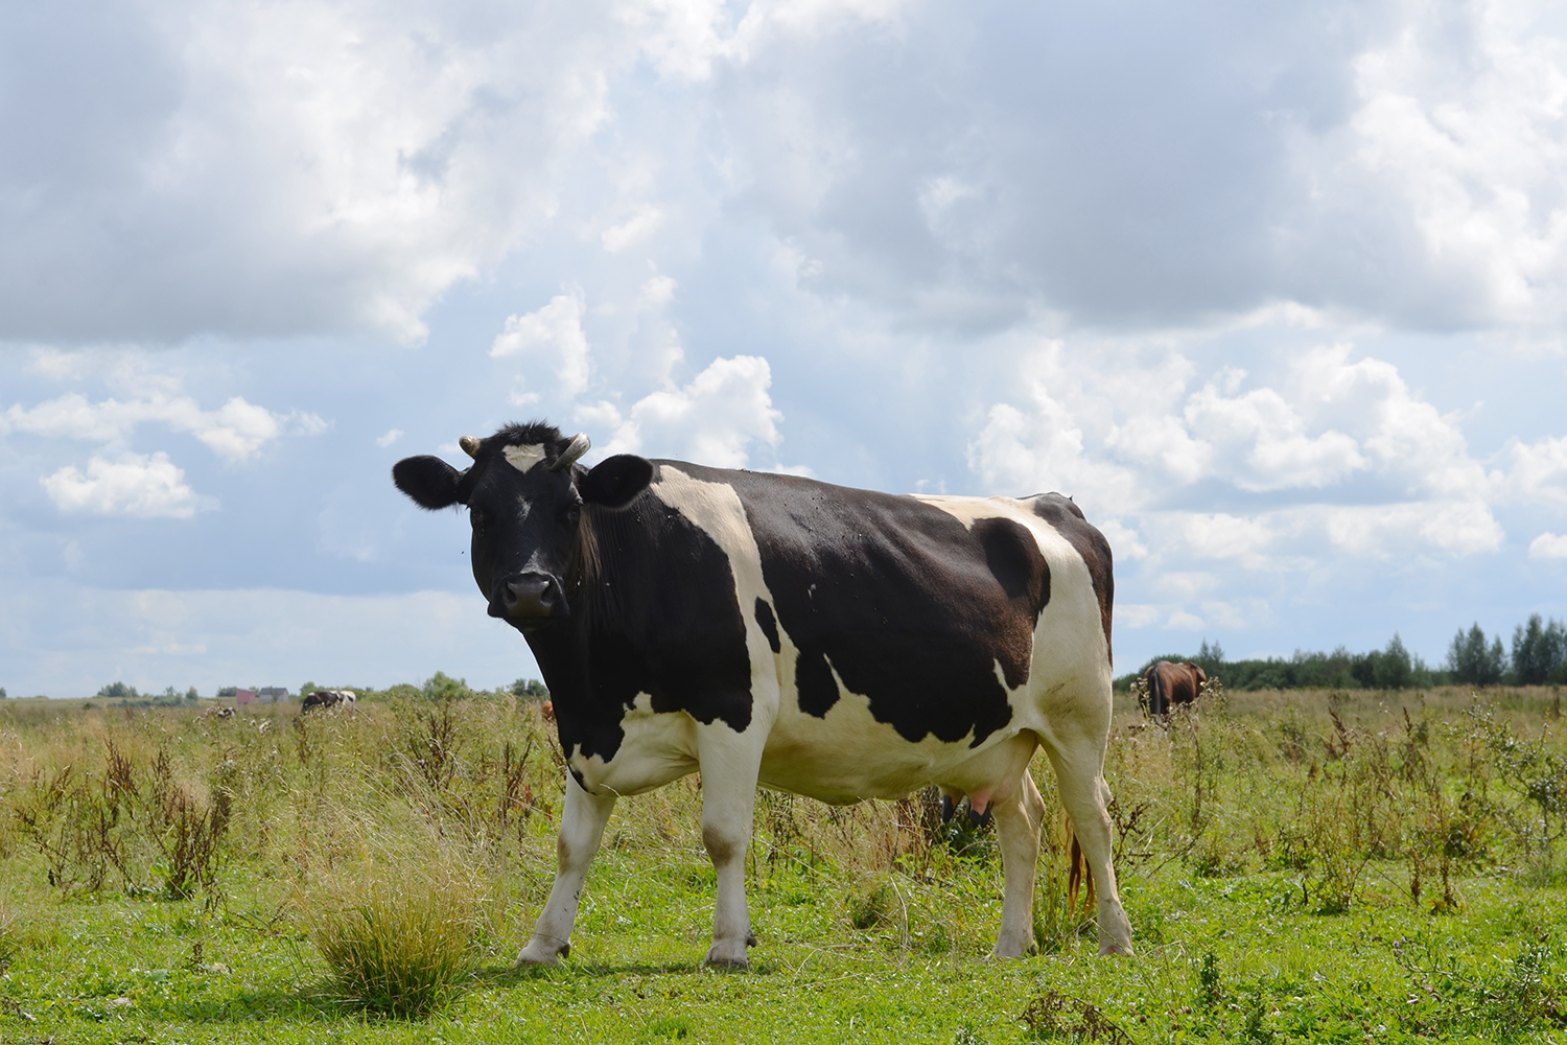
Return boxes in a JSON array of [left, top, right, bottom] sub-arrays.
[[2, 0, 1566, 698]]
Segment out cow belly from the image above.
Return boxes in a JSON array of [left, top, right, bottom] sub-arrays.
[[756, 709, 1036, 805]]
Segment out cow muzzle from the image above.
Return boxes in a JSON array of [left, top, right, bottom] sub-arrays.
[[490, 571, 562, 626]]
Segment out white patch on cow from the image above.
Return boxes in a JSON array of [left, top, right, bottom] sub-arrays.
[[503, 444, 548, 473], [569, 692, 698, 797]]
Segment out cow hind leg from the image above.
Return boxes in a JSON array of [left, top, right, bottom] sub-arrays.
[[990, 769, 1047, 958], [1039, 733, 1133, 956], [517, 774, 616, 965]]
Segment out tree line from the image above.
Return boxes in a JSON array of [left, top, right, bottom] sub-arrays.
[[43, 674, 554, 704], [1126, 614, 1567, 692]]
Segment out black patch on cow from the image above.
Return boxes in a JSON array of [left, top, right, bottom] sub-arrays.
[[1028, 493, 1114, 664], [527, 469, 755, 766], [708, 467, 1042, 748], [795, 645, 840, 717], [755, 598, 781, 654], [974, 517, 1050, 690]]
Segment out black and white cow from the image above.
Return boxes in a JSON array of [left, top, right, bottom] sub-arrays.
[[301, 689, 356, 712], [393, 423, 1132, 967]]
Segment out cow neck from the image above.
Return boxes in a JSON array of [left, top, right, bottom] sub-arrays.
[[521, 492, 661, 764]]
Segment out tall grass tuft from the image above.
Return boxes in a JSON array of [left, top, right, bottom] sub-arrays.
[[299, 829, 487, 1019], [0, 898, 17, 974]]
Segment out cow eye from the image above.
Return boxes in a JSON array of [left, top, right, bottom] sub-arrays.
[[561, 503, 581, 526]]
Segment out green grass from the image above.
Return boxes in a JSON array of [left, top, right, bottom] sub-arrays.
[[2, 688, 1566, 1042]]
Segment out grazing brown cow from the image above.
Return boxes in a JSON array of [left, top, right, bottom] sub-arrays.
[[1144, 661, 1207, 717]]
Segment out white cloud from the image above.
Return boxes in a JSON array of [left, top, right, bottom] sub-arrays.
[[491, 289, 592, 398], [969, 343, 1513, 586], [1345, 4, 1567, 326], [593, 355, 783, 468], [376, 428, 404, 448], [40, 452, 209, 519], [1289, 345, 1482, 497], [1095, 519, 1147, 562], [0, 4, 619, 344], [1492, 433, 1567, 506], [1319, 500, 1504, 558], [1184, 373, 1366, 492], [2, 391, 319, 463], [193, 397, 281, 462], [1530, 533, 1567, 560], [601, 207, 666, 253], [1158, 513, 1282, 570], [966, 367, 1143, 515]]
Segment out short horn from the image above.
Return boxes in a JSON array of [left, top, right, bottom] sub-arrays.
[[553, 433, 591, 470], [459, 435, 481, 459]]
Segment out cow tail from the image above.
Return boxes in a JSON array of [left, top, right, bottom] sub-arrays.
[[1148, 670, 1166, 718], [1066, 820, 1096, 910]]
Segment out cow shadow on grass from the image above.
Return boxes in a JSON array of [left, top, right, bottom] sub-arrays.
[[141, 982, 360, 1027], [142, 959, 760, 1029], [480, 955, 772, 985]]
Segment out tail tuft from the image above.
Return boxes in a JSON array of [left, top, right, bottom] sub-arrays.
[[1066, 825, 1096, 910]]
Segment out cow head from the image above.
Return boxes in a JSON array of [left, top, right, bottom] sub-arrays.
[[392, 423, 653, 632]]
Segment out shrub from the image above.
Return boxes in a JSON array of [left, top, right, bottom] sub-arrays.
[[300, 832, 486, 1019]]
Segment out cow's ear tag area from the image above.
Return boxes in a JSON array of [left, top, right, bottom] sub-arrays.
[[393, 455, 463, 510], [580, 454, 653, 509]]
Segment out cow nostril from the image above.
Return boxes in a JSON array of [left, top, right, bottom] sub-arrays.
[[497, 573, 558, 619]]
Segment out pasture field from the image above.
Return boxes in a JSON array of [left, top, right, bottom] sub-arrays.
[[2, 686, 1566, 1043]]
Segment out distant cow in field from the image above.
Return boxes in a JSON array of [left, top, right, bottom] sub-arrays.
[[301, 689, 357, 712], [393, 422, 1132, 967], [1144, 661, 1207, 717]]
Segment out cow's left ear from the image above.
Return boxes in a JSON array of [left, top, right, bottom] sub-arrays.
[[579, 454, 653, 509]]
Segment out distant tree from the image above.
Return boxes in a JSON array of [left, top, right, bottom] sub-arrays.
[[510, 678, 549, 700], [1374, 634, 1414, 689], [185, 687, 199, 702], [300, 681, 318, 697], [1193, 639, 1226, 678], [1553, 620, 1567, 685], [1512, 614, 1566, 685], [97, 681, 139, 699], [1448, 624, 1505, 686], [0, 686, 7, 699], [217, 686, 237, 698], [423, 671, 472, 701]]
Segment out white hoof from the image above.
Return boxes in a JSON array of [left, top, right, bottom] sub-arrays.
[[517, 939, 569, 966]]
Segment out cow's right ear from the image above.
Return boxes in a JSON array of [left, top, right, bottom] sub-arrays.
[[392, 456, 463, 510], [579, 454, 653, 509]]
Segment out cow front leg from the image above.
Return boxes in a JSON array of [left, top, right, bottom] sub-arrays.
[[517, 773, 616, 965], [697, 733, 764, 969], [990, 770, 1047, 958]]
